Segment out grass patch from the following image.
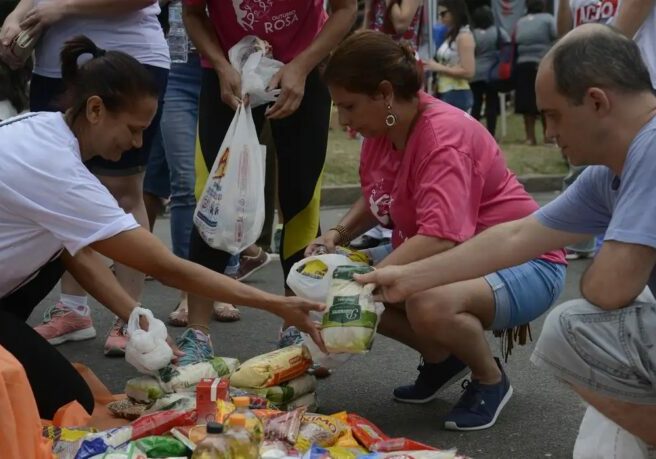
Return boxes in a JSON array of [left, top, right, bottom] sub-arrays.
[[323, 111, 568, 186]]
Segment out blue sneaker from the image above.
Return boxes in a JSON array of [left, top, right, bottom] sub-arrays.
[[176, 328, 214, 367], [394, 355, 469, 404], [443, 358, 513, 431]]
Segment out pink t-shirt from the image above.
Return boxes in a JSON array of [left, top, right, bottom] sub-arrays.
[[359, 92, 566, 265], [182, 0, 327, 66]]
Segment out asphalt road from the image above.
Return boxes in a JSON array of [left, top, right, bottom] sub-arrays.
[[28, 192, 590, 459]]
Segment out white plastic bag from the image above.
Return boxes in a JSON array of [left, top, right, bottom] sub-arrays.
[[287, 254, 366, 304], [194, 104, 266, 254], [573, 405, 650, 459], [228, 35, 283, 108], [125, 307, 173, 376], [287, 254, 369, 369]]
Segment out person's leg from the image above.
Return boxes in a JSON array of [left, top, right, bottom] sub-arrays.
[[161, 55, 201, 260], [270, 68, 330, 342], [470, 81, 484, 121], [182, 69, 267, 362], [485, 83, 500, 137], [524, 114, 537, 145], [0, 256, 94, 419], [402, 259, 565, 429], [531, 298, 656, 445], [143, 127, 171, 232], [256, 119, 277, 252]]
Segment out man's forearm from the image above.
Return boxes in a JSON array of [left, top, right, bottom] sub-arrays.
[[182, 6, 229, 71], [63, 0, 156, 16], [62, 249, 137, 323], [293, 1, 357, 73], [402, 217, 574, 295], [556, 2, 573, 37], [613, 0, 655, 38]]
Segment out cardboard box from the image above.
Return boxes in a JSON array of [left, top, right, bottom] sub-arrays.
[[196, 377, 229, 424]]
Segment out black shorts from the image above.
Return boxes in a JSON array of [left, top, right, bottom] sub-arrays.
[[190, 67, 331, 281], [29, 65, 169, 176]]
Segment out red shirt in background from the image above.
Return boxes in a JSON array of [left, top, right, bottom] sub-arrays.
[[182, 0, 327, 66], [359, 91, 566, 265]]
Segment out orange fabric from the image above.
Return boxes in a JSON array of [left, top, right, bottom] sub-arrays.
[[70, 364, 130, 431], [0, 345, 54, 459]]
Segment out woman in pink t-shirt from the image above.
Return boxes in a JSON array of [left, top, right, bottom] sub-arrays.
[[178, 0, 357, 359], [310, 30, 567, 431]]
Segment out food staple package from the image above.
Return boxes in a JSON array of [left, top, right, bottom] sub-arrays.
[[321, 266, 385, 353], [230, 345, 312, 388]]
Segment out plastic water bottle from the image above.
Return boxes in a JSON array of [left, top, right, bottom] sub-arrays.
[[167, 1, 188, 63]]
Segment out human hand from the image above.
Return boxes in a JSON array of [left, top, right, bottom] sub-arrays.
[[353, 264, 413, 304], [166, 335, 185, 363], [427, 60, 447, 73], [265, 60, 308, 119], [20, 1, 68, 38], [274, 297, 327, 353], [216, 64, 243, 110], [0, 14, 21, 48], [304, 230, 341, 257]]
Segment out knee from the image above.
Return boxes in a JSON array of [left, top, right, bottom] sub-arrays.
[[535, 299, 593, 357], [406, 289, 457, 337]]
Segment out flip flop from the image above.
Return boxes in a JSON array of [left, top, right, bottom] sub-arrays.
[[167, 297, 188, 327], [213, 302, 241, 322]]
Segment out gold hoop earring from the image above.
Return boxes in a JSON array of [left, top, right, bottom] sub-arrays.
[[385, 104, 397, 127]]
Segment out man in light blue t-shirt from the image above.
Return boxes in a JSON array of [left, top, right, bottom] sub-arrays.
[[354, 23, 656, 445]]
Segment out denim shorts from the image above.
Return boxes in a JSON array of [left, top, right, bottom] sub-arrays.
[[484, 258, 567, 330], [531, 289, 656, 404]]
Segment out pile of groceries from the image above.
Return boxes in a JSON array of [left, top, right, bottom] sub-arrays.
[[31, 252, 470, 458]]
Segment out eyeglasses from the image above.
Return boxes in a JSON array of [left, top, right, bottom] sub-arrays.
[[438, 10, 449, 17]]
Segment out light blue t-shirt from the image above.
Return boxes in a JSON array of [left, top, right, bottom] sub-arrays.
[[535, 115, 656, 291]]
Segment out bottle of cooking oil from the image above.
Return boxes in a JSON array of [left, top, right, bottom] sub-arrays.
[[225, 396, 264, 446], [224, 413, 259, 459], [191, 422, 232, 459]]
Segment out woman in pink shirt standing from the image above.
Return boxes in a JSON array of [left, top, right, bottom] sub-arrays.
[[177, 0, 357, 365], [310, 30, 567, 431]]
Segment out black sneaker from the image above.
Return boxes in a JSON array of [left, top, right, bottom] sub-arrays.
[[393, 355, 469, 404], [443, 357, 513, 431]]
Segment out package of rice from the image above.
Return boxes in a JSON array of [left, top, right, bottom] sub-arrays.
[[125, 376, 165, 403], [158, 356, 240, 392], [241, 374, 316, 405], [230, 345, 312, 388], [281, 392, 318, 412], [321, 265, 385, 354]]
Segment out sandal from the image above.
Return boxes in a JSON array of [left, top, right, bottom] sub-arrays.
[[213, 302, 241, 322], [167, 297, 189, 327]]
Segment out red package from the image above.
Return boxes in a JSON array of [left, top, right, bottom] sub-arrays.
[[371, 438, 438, 452], [346, 414, 390, 449], [130, 409, 197, 440], [196, 378, 230, 424]]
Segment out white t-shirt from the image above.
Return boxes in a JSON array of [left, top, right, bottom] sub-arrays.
[[34, 2, 170, 78], [0, 112, 139, 298], [568, 0, 656, 88]]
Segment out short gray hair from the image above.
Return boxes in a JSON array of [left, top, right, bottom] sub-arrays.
[[550, 25, 653, 105]]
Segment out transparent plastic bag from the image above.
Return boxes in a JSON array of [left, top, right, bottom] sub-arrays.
[[228, 35, 283, 108]]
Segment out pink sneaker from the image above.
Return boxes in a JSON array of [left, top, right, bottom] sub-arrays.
[[34, 303, 96, 345], [104, 317, 128, 356]]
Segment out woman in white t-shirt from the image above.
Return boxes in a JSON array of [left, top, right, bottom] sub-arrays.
[[0, 36, 323, 420], [0, 0, 170, 353]]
